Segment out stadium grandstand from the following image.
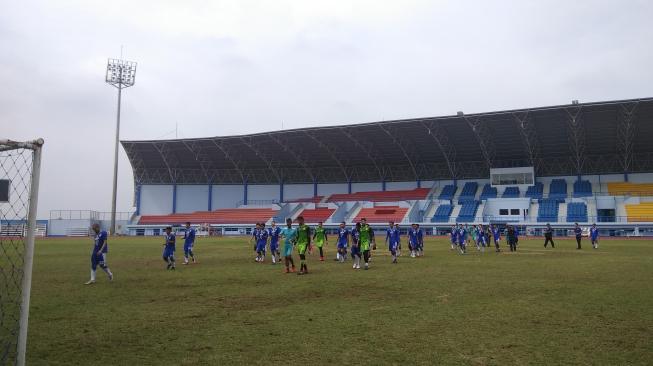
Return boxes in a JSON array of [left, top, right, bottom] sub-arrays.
[[50, 97, 653, 236]]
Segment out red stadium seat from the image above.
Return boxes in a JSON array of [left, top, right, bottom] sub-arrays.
[[139, 208, 277, 225], [353, 206, 408, 223], [294, 207, 335, 223], [327, 188, 429, 202]]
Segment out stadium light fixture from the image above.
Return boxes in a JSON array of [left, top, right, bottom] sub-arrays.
[[105, 58, 137, 235]]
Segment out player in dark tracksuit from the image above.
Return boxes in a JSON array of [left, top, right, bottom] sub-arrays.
[[544, 223, 555, 248], [507, 225, 518, 252], [574, 223, 582, 249]]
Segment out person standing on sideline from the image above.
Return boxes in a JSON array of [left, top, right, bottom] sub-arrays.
[[590, 223, 599, 249], [574, 222, 583, 249], [507, 224, 517, 252], [544, 223, 555, 248]]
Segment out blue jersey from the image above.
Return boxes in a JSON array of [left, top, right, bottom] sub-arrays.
[[492, 228, 500, 241], [574, 227, 582, 237], [93, 230, 108, 253], [184, 227, 196, 245], [590, 227, 599, 240], [450, 228, 457, 242], [351, 228, 360, 245], [337, 228, 350, 246], [457, 228, 467, 244], [386, 227, 400, 244], [268, 226, 281, 245], [257, 229, 269, 244], [408, 228, 423, 245], [165, 233, 176, 251]]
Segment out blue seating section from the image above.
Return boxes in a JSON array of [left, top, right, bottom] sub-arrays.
[[566, 202, 588, 222], [549, 179, 568, 199], [458, 182, 478, 203], [432, 204, 454, 222], [438, 185, 457, 200], [479, 184, 497, 200], [457, 201, 480, 222], [502, 186, 520, 198], [525, 183, 543, 199], [537, 199, 560, 222], [573, 180, 592, 197]]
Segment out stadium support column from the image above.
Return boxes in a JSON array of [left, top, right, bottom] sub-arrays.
[[172, 184, 177, 214], [417, 179, 421, 188], [208, 183, 213, 211], [348, 180, 352, 194], [135, 184, 141, 216], [382, 180, 386, 191], [280, 180, 284, 203], [243, 180, 248, 205], [313, 179, 318, 197]]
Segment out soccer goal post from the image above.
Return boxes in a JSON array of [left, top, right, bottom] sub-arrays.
[[0, 138, 44, 366]]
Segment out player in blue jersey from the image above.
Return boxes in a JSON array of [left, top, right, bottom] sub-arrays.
[[385, 221, 400, 264], [249, 223, 260, 262], [84, 223, 113, 284], [589, 223, 599, 249], [490, 224, 501, 252], [457, 224, 467, 254], [182, 222, 197, 265], [335, 222, 350, 262], [394, 223, 402, 256], [268, 221, 282, 264], [477, 224, 487, 253], [409, 224, 424, 257], [257, 223, 269, 262], [450, 225, 457, 250], [350, 222, 361, 269], [280, 218, 297, 273], [163, 226, 176, 270]]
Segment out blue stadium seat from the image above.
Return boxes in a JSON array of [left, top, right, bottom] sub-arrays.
[[458, 182, 478, 203], [438, 185, 457, 201], [537, 199, 560, 222], [479, 184, 497, 200], [525, 183, 543, 199], [549, 179, 568, 199], [573, 180, 592, 197], [566, 202, 588, 222], [432, 204, 454, 222], [456, 201, 480, 222], [502, 186, 520, 198]]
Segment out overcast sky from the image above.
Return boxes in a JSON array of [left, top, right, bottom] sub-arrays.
[[2, 0, 652, 219]]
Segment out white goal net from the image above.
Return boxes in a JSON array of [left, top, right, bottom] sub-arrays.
[[0, 139, 43, 366]]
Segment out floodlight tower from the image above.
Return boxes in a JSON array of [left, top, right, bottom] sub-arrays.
[[105, 58, 137, 235]]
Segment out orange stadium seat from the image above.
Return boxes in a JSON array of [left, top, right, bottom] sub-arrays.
[[625, 202, 653, 222], [353, 206, 408, 223], [608, 182, 653, 196], [138, 208, 277, 225], [327, 188, 429, 202], [294, 207, 335, 223], [286, 196, 324, 203]]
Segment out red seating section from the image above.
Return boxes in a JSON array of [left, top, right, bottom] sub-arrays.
[[139, 208, 277, 225], [327, 188, 429, 202], [286, 196, 324, 203], [295, 207, 335, 223], [353, 206, 408, 223]]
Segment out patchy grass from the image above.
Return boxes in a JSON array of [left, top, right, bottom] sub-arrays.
[[25, 236, 653, 365]]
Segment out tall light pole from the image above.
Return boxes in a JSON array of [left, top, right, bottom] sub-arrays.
[[105, 58, 137, 235]]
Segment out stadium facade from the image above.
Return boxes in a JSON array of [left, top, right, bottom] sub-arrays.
[[56, 98, 653, 236]]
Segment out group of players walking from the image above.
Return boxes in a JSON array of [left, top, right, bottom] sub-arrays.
[[250, 217, 427, 274], [448, 223, 520, 254]]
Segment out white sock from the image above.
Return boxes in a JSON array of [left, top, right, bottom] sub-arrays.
[[90, 269, 96, 281]]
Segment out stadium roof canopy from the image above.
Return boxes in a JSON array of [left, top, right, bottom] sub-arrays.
[[122, 97, 653, 185]]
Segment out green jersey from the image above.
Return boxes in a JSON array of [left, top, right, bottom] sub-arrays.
[[296, 224, 311, 245], [314, 226, 327, 244], [359, 224, 373, 250]]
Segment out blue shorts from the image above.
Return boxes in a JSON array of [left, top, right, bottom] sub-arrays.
[[270, 242, 279, 252], [91, 252, 106, 270], [163, 247, 175, 258], [458, 240, 466, 246], [350, 245, 360, 256], [256, 242, 266, 252], [184, 243, 194, 253], [478, 236, 487, 246], [337, 242, 347, 249]]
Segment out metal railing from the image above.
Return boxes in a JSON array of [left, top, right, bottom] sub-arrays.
[[49, 210, 134, 221]]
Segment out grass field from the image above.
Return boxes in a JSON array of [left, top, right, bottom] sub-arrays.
[[24, 235, 653, 365]]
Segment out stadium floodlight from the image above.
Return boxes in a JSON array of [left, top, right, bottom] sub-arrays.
[[105, 58, 137, 236]]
